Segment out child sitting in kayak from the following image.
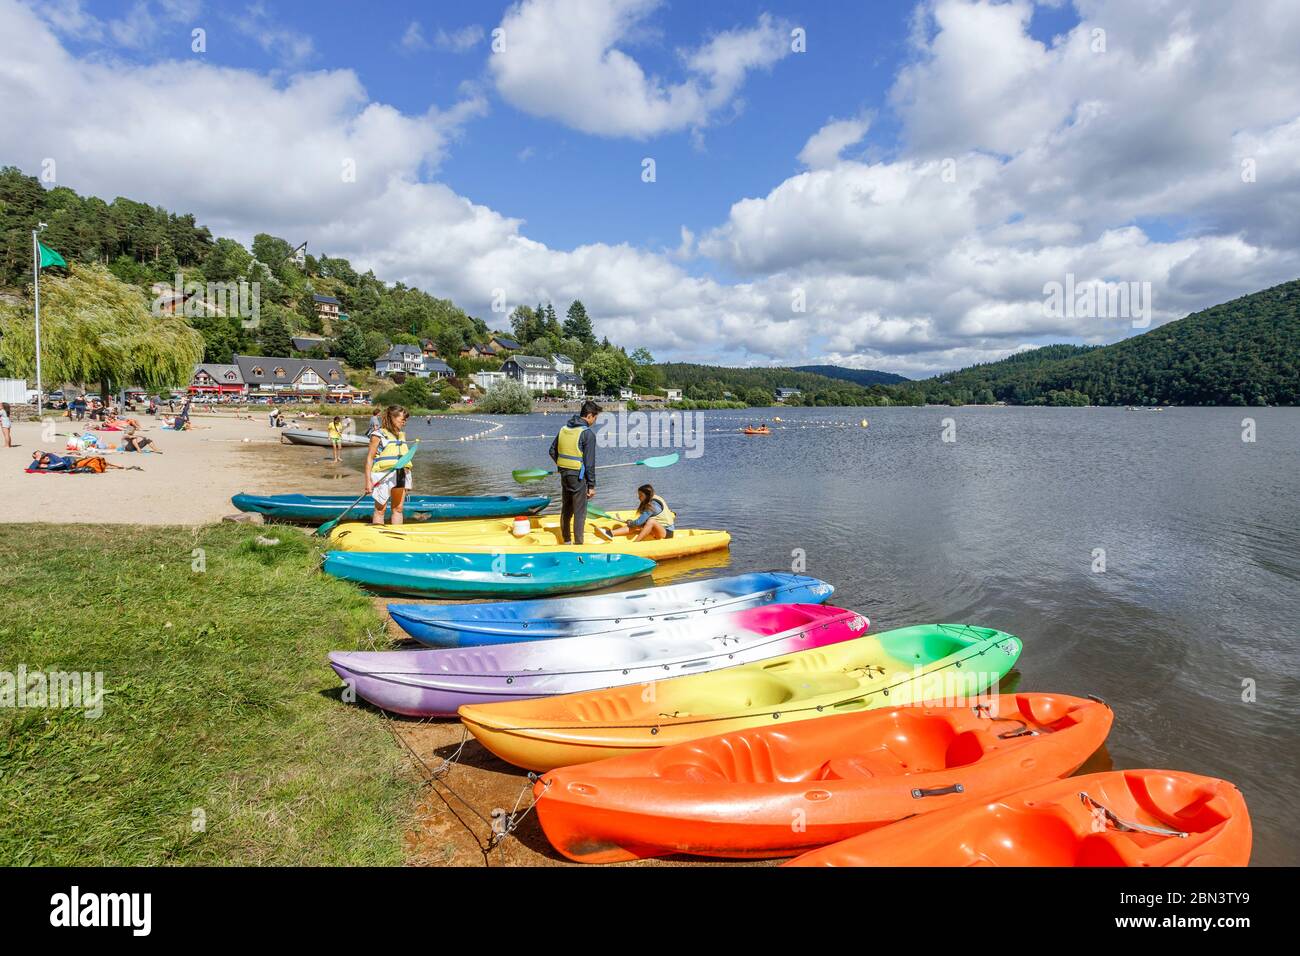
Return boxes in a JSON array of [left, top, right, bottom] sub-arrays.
[[595, 484, 674, 542]]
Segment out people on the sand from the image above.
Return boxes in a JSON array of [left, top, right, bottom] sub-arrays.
[[367, 408, 382, 437], [1, 402, 12, 448], [595, 484, 674, 542], [549, 400, 602, 545], [122, 425, 158, 454], [365, 405, 412, 526], [327, 415, 344, 463]]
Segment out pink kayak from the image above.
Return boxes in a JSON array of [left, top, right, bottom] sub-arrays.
[[329, 603, 869, 717]]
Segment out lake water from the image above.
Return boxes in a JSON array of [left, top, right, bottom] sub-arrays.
[[354, 405, 1299, 865]]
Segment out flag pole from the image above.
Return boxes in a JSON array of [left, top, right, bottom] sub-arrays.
[[33, 228, 43, 417]]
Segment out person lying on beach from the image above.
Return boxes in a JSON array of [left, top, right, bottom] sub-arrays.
[[29, 451, 74, 471], [594, 484, 674, 542], [122, 426, 159, 454]]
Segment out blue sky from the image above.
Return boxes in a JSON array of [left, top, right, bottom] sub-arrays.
[[4, 0, 1299, 374]]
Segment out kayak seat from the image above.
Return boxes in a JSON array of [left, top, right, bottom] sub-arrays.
[[966, 806, 1084, 866], [817, 749, 909, 780]]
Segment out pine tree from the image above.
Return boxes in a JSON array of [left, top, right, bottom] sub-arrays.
[[564, 300, 595, 344]]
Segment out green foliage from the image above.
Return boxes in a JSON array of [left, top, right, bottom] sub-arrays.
[[661, 363, 910, 407], [913, 281, 1300, 406], [564, 299, 596, 344], [334, 322, 370, 368], [478, 379, 534, 414], [256, 304, 294, 357], [0, 262, 203, 393], [583, 347, 634, 395]]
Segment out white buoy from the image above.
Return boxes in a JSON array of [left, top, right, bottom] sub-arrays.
[[861, 419, 869, 428]]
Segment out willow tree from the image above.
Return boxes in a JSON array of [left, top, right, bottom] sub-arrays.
[[0, 262, 204, 396]]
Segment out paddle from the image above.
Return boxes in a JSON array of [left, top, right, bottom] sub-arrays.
[[511, 452, 680, 484], [315, 442, 420, 536]]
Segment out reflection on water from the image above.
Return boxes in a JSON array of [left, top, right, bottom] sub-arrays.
[[262, 406, 1300, 864]]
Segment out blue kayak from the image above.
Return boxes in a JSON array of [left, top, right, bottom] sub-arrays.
[[232, 492, 549, 522], [388, 571, 834, 647], [323, 551, 656, 598]]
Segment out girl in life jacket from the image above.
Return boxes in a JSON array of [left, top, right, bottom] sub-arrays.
[[595, 484, 674, 542], [365, 404, 412, 525]]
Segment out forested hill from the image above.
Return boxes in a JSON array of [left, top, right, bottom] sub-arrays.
[[656, 362, 923, 407], [917, 281, 1300, 406], [792, 365, 910, 386]]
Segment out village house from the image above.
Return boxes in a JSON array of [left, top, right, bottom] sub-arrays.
[[502, 354, 558, 393]]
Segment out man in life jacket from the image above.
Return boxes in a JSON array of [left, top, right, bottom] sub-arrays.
[[549, 400, 602, 544]]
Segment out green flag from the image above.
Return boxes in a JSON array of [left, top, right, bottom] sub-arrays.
[[38, 241, 66, 269]]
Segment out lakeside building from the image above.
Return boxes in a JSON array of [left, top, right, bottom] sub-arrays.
[[556, 371, 585, 398], [775, 387, 803, 402], [375, 344, 427, 377], [502, 354, 559, 393], [188, 356, 358, 402], [473, 370, 507, 391], [552, 353, 576, 374], [666, 388, 683, 401]]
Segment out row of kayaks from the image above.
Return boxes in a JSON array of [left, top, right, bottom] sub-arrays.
[[233, 494, 732, 597], [325, 571, 1252, 865]]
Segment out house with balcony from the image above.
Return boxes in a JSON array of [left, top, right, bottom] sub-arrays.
[[501, 354, 558, 393], [231, 355, 348, 400], [188, 364, 246, 399], [312, 294, 341, 323], [375, 344, 428, 377], [552, 353, 576, 374], [556, 372, 585, 398]]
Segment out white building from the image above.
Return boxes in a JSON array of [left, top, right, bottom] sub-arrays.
[[556, 372, 585, 399], [619, 387, 635, 400], [665, 388, 682, 401], [375, 344, 427, 377], [502, 355, 558, 393], [552, 353, 576, 374], [473, 370, 507, 391]]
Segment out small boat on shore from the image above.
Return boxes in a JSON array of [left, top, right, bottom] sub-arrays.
[[281, 428, 369, 448], [786, 770, 1251, 867], [323, 550, 654, 598], [459, 622, 1020, 771], [329, 603, 865, 717], [232, 492, 550, 523], [387, 571, 835, 647], [534, 693, 1113, 863], [328, 510, 730, 562]]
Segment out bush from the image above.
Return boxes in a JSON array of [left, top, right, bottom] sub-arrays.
[[478, 379, 534, 414]]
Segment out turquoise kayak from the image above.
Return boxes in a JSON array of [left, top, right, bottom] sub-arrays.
[[232, 492, 549, 523], [322, 551, 657, 597]]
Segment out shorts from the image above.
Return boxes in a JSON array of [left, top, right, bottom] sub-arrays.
[[371, 468, 411, 508]]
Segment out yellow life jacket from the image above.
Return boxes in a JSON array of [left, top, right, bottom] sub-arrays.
[[372, 428, 410, 473], [555, 423, 589, 475]]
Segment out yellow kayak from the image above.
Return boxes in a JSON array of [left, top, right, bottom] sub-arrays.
[[459, 623, 1023, 771], [328, 510, 730, 562]]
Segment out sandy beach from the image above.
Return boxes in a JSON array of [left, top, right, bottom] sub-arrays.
[[0, 409, 366, 524]]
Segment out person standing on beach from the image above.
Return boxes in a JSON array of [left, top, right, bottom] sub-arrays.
[[365, 405, 412, 526], [549, 400, 601, 545], [1, 403, 12, 448], [367, 408, 382, 437], [327, 416, 344, 463]]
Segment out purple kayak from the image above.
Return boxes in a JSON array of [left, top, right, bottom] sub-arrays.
[[329, 603, 869, 717]]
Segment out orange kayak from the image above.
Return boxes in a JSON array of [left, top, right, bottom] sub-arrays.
[[534, 693, 1112, 863], [786, 769, 1251, 867], [743, 427, 771, 435]]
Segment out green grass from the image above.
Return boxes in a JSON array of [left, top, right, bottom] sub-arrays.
[[0, 523, 420, 865]]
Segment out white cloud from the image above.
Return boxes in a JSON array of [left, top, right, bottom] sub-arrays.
[[798, 113, 872, 169], [399, 21, 429, 53], [3, 0, 1299, 377], [436, 24, 485, 53], [489, 0, 790, 138], [230, 2, 315, 67]]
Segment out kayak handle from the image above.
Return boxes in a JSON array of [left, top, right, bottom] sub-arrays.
[[912, 784, 965, 799]]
